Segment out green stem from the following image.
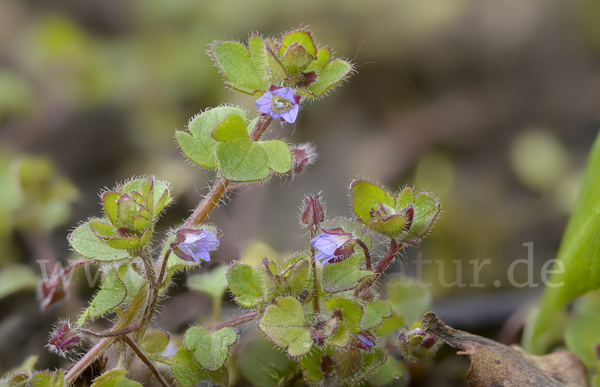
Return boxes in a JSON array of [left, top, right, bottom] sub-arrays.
[[309, 229, 320, 314]]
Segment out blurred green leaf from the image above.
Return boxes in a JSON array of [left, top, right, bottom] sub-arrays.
[[237, 338, 298, 387], [258, 296, 312, 357], [78, 269, 127, 325], [334, 347, 362, 380], [0, 265, 39, 300], [30, 371, 63, 387], [387, 274, 431, 325], [141, 330, 170, 354], [171, 346, 228, 387], [90, 369, 142, 387], [226, 263, 265, 308], [368, 356, 409, 387], [298, 347, 327, 382], [69, 221, 132, 262], [523, 132, 600, 354], [188, 266, 228, 302], [565, 291, 600, 368], [184, 326, 237, 371], [298, 59, 353, 98], [285, 259, 310, 296]]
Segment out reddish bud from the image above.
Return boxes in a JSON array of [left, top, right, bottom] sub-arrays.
[[48, 322, 81, 355], [291, 143, 317, 175], [312, 330, 325, 345], [301, 194, 325, 229], [39, 279, 67, 312], [421, 334, 438, 349]]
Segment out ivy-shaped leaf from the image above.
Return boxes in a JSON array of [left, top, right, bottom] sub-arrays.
[[258, 296, 312, 357], [361, 300, 393, 330], [176, 106, 248, 169], [69, 221, 131, 262], [236, 338, 298, 387], [172, 346, 228, 387], [298, 347, 328, 382], [226, 263, 265, 308], [209, 35, 269, 95], [324, 297, 364, 334], [141, 330, 170, 354], [78, 269, 127, 326], [30, 370, 63, 387], [322, 254, 374, 293], [90, 369, 142, 387], [212, 114, 291, 182], [184, 327, 237, 371]]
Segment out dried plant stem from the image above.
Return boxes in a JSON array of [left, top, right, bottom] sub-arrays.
[[210, 311, 258, 331]]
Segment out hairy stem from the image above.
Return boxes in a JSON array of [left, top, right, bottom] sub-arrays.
[[356, 239, 372, 270], [210, 311, 259, 331], [122, 335, 169, 387], [64, 337, 115, 386], [309, 229, 320, 314], [354, 240, 403, 296]]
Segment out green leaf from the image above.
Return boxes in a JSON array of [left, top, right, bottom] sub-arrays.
[[30, 371, 63, 387], [298, 347, 328, 383], [322, 254, 374, 293], [324, 297, 364, 333], [264, 47, 288, 84], [210, 35, 269, 95], [122, 177, 172, 219], [565, 291, 600, 367], [375, 312, 405, 337], [102, 191, 120, 226], [299, 59, 353, 98], [69, 221, 131, 261], [285, 259, 310, 296], [369, 214, 408, 240], [226, 263, 265, 308], [177, 106, 248, 169], [172, 346, 228, 387], [184, 326, 237, 371], [387, 274, 431, 325], [281, 29, 317, 58], [0, 265, 39, 300], [361, 301, 393, 330], [89, 220, 144, 250], [334, 347, 362, 380], [400, 192, 440, 243], [523, 133, 600, 354], [237, 338, 298, 387], [188, 266, 228, 302], [258, 296, 312, 357], [350, 346, 387, 383], [282, 44, 312, 76], [350, 180, 396, 225], [324, 319, 350, 347], [212, 114, 291, 182], [78, 269, 127, 325], [90, 369, 142, 387], [368, 356, 410, 387], [141, 330, 170, 354]]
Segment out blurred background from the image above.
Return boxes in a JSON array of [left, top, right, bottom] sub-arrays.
[[1, 0, 599, 385]]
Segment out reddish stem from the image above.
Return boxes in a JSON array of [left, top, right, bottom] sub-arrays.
[[356, 239, 372, 270], [210, 311, 259, 331]]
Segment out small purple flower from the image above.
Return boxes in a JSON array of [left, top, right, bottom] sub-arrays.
[[170, 229, 220, 263], [255, 86, 300, 122], [310, 228, 355, 264], [48, 322, 81, 355], [355, 332, 377, 351]]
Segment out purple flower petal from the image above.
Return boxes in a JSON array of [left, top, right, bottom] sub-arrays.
[[171, 229, 219, 263], [255, 93, 272, 114], [280, 104, 299, 123], [273, 87, 295, 103]]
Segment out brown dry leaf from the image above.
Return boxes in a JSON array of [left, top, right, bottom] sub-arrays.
[[421, 312, 588, 387]]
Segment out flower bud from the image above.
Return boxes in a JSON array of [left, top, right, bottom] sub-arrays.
[[48, 322, 81, 356], [301, 194, 324, 229], [291, 143, 317, 175], [39, 278, 67, 312]]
